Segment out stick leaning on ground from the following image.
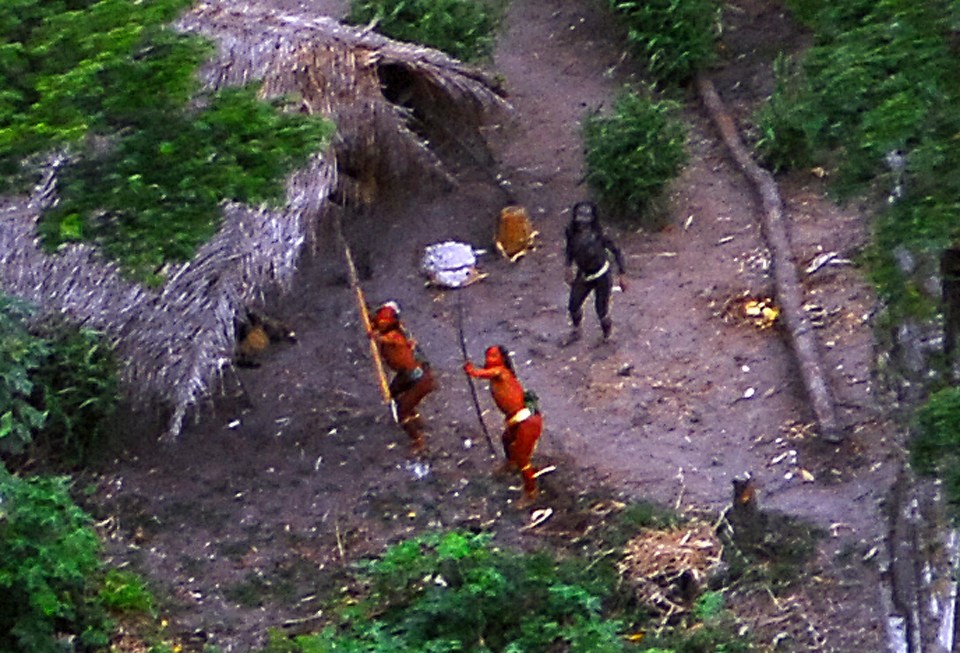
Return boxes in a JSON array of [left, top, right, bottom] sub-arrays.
[[333, 213, 392, 404], [457, 289, 497, 456]]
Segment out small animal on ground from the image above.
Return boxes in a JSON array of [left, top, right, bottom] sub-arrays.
[[235, 310, 297, 368]]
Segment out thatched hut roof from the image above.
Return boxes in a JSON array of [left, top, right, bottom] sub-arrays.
[[178, 1, 510, 195], [0, 3, 510, 440]]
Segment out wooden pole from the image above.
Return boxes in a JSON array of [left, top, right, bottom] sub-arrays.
[[696, 73, 842, 443], [456, 289, 497, 456], [334, 213, 392, 404]]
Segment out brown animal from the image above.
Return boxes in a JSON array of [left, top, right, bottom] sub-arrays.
[[235, 310, 297, 368]]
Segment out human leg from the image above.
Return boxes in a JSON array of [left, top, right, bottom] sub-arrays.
[[394, 368, 435, 450], [498, 425, 519, 473], [508, 413, 543, 499], [564, 280, 590, 344], [594, 274, 613, 339]]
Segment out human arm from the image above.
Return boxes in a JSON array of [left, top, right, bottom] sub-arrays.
[[602, 235, 626, 274], [463, 361, 500, 379], [602, 234, 627, 290]]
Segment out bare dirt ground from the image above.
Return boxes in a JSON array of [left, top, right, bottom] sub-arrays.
[[85, 0, 903, 650]]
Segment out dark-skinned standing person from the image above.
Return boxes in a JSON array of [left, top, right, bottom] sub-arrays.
[[563, 200, 627, 343]]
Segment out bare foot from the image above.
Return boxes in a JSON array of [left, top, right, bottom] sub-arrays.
[[409, 436, 426, 455], [515, 491, 539, 509], [559, 329, 581, 347], [493, 460, 515, 476]]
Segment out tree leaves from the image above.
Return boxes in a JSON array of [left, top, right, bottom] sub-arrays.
[[0, 0, 333, 282]]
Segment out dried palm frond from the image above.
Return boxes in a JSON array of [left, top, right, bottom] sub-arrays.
[[618, 521, 723, 617], [0, 4, 509, 441]]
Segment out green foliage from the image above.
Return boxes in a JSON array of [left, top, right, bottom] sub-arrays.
[[606, 0, 721, 83], [99, 568, 155, 615], [756, 0, 960, 320], [290, 530, 630, 652], [0, 0, 200, 182], [0, 295, 49, 456], [346, 0, 504, 62], [1, 0, 333, 282], [692, 591, 724, 621], [29, 320, 119, 466], [39, 86, 332, 282], [753, 54, 822, 172], [0, 295, 119, 465], [912, 387, 960, 515], [583, 88, 688, 227], [0, 467, 110, 653]]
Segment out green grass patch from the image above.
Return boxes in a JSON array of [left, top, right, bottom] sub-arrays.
[[605, 0, 722, 84], [98, 568, 156, 616], [346, 0, 505, 63]]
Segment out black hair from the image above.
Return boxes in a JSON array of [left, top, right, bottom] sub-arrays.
[[495, 344, 515, 374], [570, 200, 600, 229]]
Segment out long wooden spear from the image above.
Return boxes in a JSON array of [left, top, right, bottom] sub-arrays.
[[333, 212, 392, 404], [456, 289, 496, 455]]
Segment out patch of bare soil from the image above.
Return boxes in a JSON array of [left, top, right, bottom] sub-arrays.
[[84, 0, 901, 650]]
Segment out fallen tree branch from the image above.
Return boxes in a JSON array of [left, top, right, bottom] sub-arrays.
[[696, 73, 841, 442]]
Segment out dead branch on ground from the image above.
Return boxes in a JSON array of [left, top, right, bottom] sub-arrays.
[[696, 73, 841, 443]]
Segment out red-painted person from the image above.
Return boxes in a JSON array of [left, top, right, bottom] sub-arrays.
[[368, 302, 436, 452], [464, 345, 543, 502]]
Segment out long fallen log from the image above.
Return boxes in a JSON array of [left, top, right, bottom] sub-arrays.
[[696, 73, 841, 442]]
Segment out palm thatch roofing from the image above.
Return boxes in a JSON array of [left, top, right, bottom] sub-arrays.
[[0, 2, 510, 440]]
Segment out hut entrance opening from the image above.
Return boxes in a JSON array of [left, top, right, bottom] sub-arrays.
[[377, 62, 494, 171]]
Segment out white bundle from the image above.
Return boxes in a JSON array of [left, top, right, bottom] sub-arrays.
[[421, 241, 480, 288]]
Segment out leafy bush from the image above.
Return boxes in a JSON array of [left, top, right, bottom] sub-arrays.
[[0, 467, 109, 653], [0, 295, 48, 456], [0, 295, 119, 465], [912, 387, 960, 515], [257, 526, 753, 652], [1, 0, 333, 282], [606, 0, 721, 83], [757, 0, 960, 319], [346, 0, 504, 62], [29, 321, 119, 466], [292, 530, 631, 652], [583, 88, 688, 227]]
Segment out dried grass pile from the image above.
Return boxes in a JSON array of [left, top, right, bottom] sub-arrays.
[[618, 521, 723, 617], [0, 3, 509, 440]]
